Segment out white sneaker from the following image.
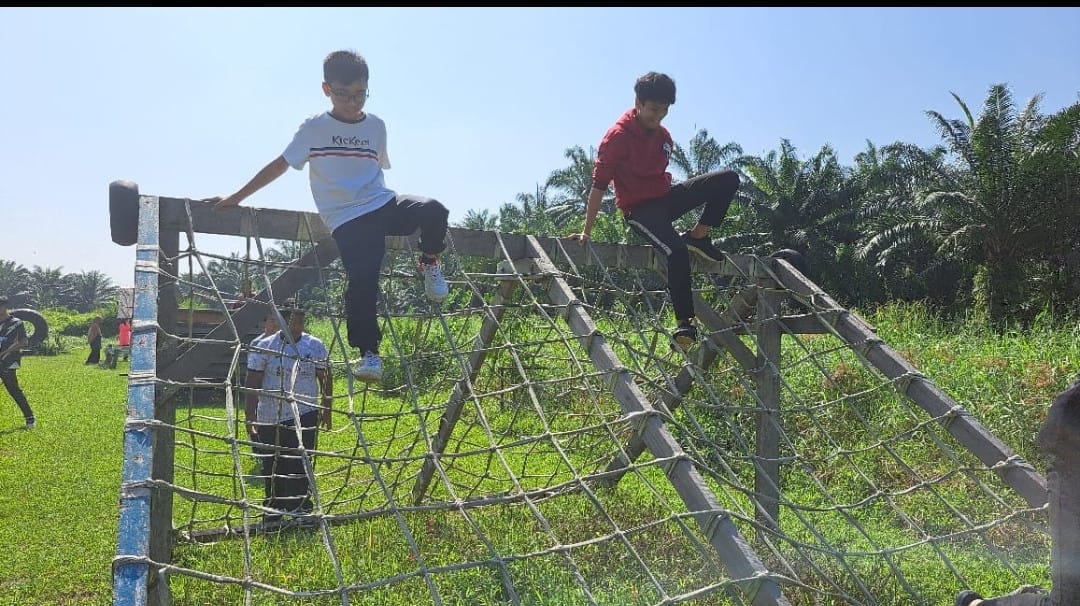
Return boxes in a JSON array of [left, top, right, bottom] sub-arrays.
[[419, 259, 449, 303], [351, 351, 383, 383]]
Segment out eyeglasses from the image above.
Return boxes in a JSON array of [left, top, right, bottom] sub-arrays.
[[329, 88, 369, 102]]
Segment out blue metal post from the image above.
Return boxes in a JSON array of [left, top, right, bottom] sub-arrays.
[[113, 196, 161, 606]]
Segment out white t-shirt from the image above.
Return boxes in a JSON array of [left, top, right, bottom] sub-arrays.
[[246, 331, 329, 424], [282, 111, 396, 232]]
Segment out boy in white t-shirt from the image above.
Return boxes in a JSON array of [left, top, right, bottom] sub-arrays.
[[208, 49, 450, 383]]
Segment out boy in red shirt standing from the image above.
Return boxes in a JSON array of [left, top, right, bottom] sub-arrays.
[[566, 71, 739, 347]]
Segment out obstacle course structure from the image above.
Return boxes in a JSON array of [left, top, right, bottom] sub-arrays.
[[109, 181, 1059, 606]]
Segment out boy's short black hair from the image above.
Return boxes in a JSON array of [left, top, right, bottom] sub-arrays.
[[324, 50, 369, 85], [634, 71, 676, 105]]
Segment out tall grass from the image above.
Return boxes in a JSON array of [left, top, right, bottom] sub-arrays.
[[0, 301, 1076, 605]]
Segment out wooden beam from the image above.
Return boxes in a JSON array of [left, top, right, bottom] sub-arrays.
[[754, 287, 783, 535], [156, 196, 767, 277], [769, 257, 1048, 508], [525, 236, 791, 606], [601, 286, 762, 483], [411, 263, 522, 505], [158, 236, 338, 387]]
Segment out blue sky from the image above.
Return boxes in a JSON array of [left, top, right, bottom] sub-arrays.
[[1, 7, 1078, 289]]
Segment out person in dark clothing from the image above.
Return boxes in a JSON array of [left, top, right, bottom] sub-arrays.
[[85, 316, 102, 365], [0, 295, 35, 428], [565, 71, 739, 348]]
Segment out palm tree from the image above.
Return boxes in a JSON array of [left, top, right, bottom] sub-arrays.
[[27, 266, 70, 310], [853, 141, 966, 306], [544, 145, 610, 229], [670, 128, 742, 181], [497, 184, 561, 236], [65, 270, 118, 313], [0, 260, 31, 303], [734, 140, 866, 298], [457, 209, 499, 231], [860, 85, 1080, 323]]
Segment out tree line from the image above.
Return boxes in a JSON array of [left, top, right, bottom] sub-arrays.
[[3, 84, 1077, 327]]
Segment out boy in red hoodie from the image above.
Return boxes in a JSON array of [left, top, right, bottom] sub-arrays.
[[566, 71, 739, 347]]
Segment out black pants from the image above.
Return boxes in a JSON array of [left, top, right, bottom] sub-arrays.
[[624, 169, 739, 322], [86, 336, 102, 364], [332, 195, 449, 353], [255, 410, 320, 514], [1, 369, 33, 420]]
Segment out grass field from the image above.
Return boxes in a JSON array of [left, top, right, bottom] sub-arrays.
[[1, 302, 1078, 605]]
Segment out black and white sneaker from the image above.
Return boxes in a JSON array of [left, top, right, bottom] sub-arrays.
[[673, 321, 698, 348], [682, 233, 725, 263]]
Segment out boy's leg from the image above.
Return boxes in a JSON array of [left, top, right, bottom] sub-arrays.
[[332, 214, 390, 355], [1, 369, 34, 421], [625, 200, 695, 326], [381, 194, 450, 256], [664, 169, 739, 227], [381, 195, 451, 301]]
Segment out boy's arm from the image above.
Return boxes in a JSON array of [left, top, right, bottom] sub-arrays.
[[569, 188, 607, 242], [567, 130, 623, 243], [207, 156, 290, 209]]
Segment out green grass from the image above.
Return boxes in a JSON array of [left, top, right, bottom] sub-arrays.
[[1, 302, 1077, 605], [0, 349, 127, 606]]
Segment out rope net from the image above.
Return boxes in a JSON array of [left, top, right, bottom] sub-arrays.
[[128, 202, 1050, 606]]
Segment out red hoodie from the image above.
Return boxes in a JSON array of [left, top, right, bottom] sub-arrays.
[[591, 108, 675, 214]]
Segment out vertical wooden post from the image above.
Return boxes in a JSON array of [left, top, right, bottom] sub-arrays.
[[148, 223, 179, 606], [411, 272, 520, 505], [755, 285, 782, 535], [1037, 375, 1080, 605]]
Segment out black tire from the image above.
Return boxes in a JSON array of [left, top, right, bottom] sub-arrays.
[[11, 309, 48, 349], [769, 248, 810, 276], [110, 179, 140, 246]]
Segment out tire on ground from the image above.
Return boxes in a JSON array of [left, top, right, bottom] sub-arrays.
[[110, 179, 140, 246], [11, 309, 49, 349]]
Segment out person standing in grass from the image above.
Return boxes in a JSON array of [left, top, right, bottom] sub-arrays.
[[244, 303, 332, 522], [246, 308, 281, 478], [0, 295, 35, 429], [85, 316, 102, 365]]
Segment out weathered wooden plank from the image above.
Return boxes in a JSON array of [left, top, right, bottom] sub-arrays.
[[411, 264, 522, 505], [525, 236, 790, 606], [157, 197, 766, 277], [601, 287, 762, 482], [755, 287, 783, 534], [770, 258, 1048, 508]]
